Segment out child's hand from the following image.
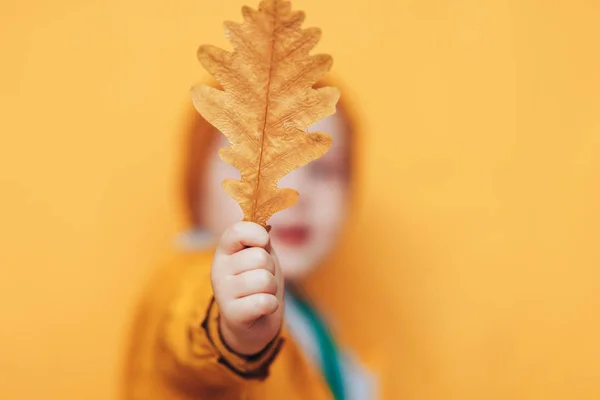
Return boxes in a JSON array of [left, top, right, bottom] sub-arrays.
[[211, 221, 284, 356]]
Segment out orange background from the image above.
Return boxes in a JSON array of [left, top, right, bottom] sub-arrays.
[[1, 0, 599, 399]]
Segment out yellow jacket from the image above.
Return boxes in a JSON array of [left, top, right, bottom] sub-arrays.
[[122, 250, 346, 400], [122, 77, 372, 399]]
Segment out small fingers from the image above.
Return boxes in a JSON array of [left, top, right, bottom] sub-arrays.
[[231, 269, 278, 299], [223, 294, 279, 325], [228, 247, 275, 275], [218, 222, 270, 255]]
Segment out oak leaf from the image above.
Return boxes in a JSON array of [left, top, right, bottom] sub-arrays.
[[191, 0, 340, 227]]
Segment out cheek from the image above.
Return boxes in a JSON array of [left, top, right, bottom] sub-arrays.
[[308, 182, 348, 235], [200, 157, 243, 234]]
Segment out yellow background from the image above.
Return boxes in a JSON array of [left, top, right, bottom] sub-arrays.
[[1, 0, 599, 399]]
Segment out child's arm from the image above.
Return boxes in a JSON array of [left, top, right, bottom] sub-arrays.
[[155, 222, 285, 396]]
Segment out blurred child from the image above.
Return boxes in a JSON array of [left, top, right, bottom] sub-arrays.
[[122, 81, 376, 399]]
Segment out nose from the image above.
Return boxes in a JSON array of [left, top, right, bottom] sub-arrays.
[[279, 168, 302, 190], [279, 169, 310, 205]]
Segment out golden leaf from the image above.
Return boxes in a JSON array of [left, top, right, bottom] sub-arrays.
[[191, 0, 340, 227]]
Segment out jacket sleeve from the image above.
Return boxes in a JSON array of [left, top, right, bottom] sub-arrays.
[[154, 256, 285, 396]]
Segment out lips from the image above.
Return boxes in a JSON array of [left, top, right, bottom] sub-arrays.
[[271, 225, 311, 247]]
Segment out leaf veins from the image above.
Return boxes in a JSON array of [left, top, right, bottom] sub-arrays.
[[191, 0, 340, 227]]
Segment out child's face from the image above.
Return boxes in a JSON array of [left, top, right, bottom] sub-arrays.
[[198, 112, 351, 281]]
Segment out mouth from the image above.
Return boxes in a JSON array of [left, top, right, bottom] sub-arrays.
[[271, 224, 311, 247]]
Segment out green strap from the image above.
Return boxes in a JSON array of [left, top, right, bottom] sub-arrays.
[[287, 289, 346, 400]]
